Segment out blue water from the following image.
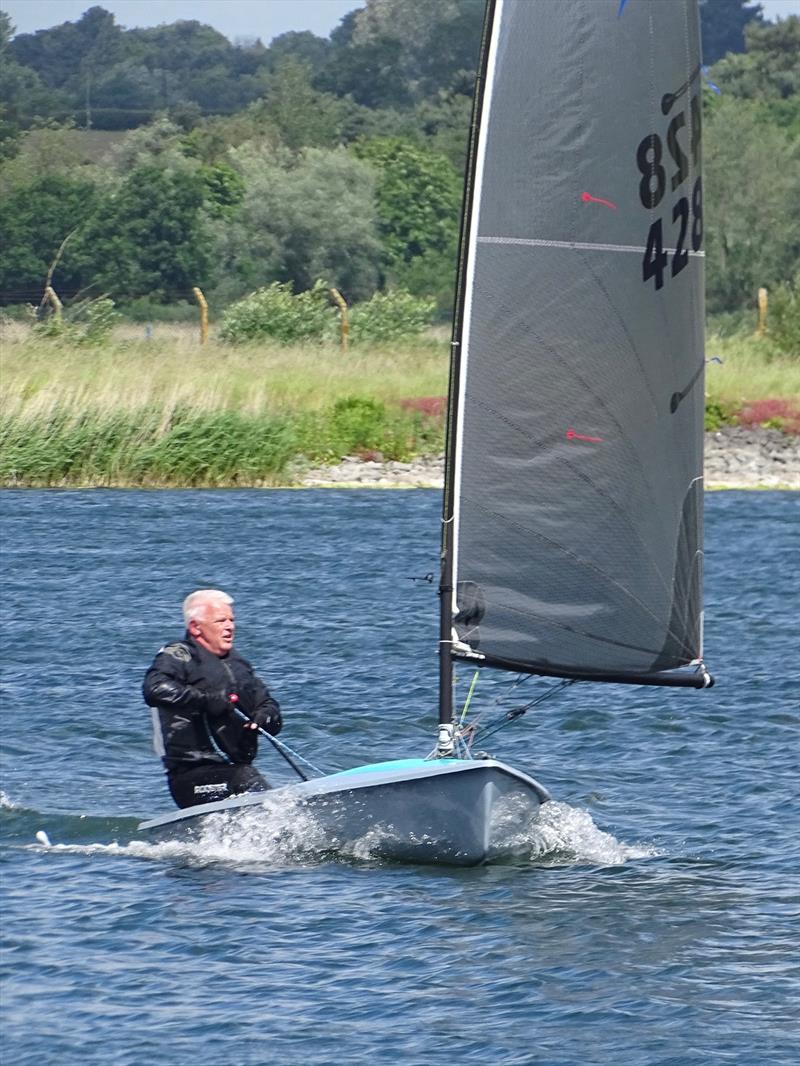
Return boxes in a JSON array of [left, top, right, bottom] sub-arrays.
[[1, 489, 798, 1065]]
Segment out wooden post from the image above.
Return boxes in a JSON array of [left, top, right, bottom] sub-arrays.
[[192, 286, 209, 345], [330, 287, 349, 352], [43, 285, 63, 322], [756, 287, 768, 337]]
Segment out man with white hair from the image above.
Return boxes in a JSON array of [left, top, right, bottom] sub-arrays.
[[143, 589, 282, 808]]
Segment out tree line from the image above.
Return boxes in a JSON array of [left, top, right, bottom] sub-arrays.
[[0, 0, 797, 320]]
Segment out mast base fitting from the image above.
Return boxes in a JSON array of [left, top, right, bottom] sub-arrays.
[[436, 724, 455, 758]]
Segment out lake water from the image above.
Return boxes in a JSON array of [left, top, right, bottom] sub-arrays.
[[1, 489, 798, 1065]]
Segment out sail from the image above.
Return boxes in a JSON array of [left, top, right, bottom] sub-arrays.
[[447, 0, 708, 687]]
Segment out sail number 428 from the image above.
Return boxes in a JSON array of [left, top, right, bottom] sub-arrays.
[[637, 94, 702, 291]]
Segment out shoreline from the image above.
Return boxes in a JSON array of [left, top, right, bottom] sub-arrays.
[[1, 427, 797, 491], [298, 427, 800, 490]]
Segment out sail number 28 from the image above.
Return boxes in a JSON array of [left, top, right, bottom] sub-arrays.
[[636, 93, 702, 292]]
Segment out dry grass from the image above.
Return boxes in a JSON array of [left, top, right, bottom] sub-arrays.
[[704, 331, 799, 409], [0, 322, 450, 424]]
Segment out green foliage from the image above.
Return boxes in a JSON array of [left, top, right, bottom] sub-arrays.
[[710, 16, 800, 137], [0, 406, 299, 487], [0, 11, 59, 157], [130, 408, 298, 484], [390, 247, 457, 321], [219, 283, 435, 347], [218, 281, 336, 344], [317, 0, 483, 107], [198, 161, 245, 218], [768, 274, 800, 357], [0, 173, 97, 302], [34, 295, 120, 346], [704, 100, 800, 313], [296, 396, 442, 463], [7, 8, 267, 129], [353, 137, 461, 276], [251, 58, 350, 150], [71, 164, 211, 300], [348, 290, 435, 344], [3, 0, 795, 328], [211, 145, 382, 303], [704, 400, 738, 431]]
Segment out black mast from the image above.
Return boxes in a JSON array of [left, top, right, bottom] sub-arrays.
[[438, 0, 498, 735]]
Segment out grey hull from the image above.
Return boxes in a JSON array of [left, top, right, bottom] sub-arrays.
[[138, 758, 551, 866]]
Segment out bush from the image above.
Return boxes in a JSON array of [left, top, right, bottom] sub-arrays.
[[219, 280, 336, 344], [769, 275, 799, 358], [704, 400, 737, 431], [295, 396, 442, 462], [348, 289, 435, 345], [33, 296, 120, 346]]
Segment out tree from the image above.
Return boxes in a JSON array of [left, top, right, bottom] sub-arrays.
[[317, 0, 483, 107], [9, 6, 126, 94], [252, 58, 350, 150], [709, 16, 800, 137], [700, 0, 764, 65], [704, 100, 800, 312], [0, 10, 61, 156], [353, 137, 461, 269], [72, 165, 211, 299], [0, 173, 97, 302], [266, 30, 331, 71], [209, 144, 382, 303]]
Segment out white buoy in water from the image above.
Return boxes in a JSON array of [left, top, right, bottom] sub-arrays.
[[35, 830, 51, 847]]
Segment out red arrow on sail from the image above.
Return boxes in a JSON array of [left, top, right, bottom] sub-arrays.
[[581, 191, 618, 210], [566, 428, 604, 442]]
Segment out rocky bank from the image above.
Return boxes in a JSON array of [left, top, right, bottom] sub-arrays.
[[298, 427, 800, 490]]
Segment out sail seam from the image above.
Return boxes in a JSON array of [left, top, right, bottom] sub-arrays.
[[477, 236, 704, 256]]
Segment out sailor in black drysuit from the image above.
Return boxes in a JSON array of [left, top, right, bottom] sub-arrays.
[[143, 592, 282, 809]]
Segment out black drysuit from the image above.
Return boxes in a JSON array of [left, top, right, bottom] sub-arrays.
[[143, 635, 282, 808]]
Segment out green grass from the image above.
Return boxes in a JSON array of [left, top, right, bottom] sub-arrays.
[[1, 321, 796, 487]]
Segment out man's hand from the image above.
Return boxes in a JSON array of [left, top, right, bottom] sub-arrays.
[[248, 704, 282, 735]]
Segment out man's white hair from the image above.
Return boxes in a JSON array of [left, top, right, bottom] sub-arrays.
[[182, 589, 233, 625]]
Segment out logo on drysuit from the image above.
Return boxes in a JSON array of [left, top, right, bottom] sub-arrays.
[[162, 643, 192, 662], [194, 783, 229, 796]]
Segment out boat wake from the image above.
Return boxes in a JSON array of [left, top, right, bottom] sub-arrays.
[[521, 801, 660, 866], [6, 790, 659, 869]]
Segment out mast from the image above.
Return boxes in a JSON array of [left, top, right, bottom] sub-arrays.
[[438, 0, 498, 748]]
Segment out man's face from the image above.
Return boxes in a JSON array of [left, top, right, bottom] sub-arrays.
[[189, 600, 235, 656]]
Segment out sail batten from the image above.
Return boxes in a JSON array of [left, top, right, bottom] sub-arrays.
[[444, 0, 708, 690]]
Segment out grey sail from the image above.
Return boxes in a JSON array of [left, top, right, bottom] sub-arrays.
[[447, 0, 708, 686]]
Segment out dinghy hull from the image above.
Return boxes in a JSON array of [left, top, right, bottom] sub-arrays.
[[138, 758, 550, 866]]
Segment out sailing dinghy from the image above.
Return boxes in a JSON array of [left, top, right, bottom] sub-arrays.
[[140, 0, 713, 864]]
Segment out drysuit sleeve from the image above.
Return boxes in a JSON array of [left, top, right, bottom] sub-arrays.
[[142, 643, 228, 717]]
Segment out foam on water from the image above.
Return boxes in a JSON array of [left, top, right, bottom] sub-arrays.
[[24, 793, 657, 869]]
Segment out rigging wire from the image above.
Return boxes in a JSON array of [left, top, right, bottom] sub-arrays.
[[467, 678, 576, 747]]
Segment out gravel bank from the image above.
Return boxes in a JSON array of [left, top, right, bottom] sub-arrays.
[[298, 427, 800, 490]]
